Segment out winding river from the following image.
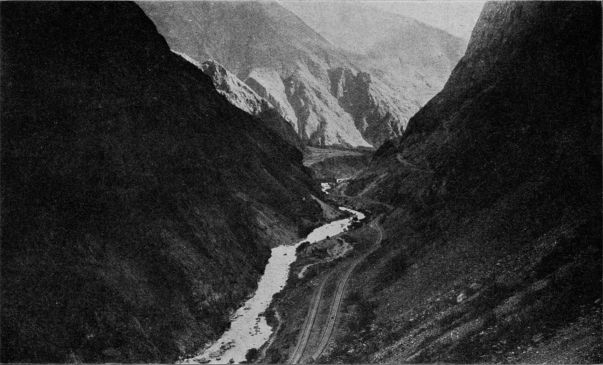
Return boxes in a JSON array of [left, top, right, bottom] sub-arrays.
[[183, 206, 365, 364]]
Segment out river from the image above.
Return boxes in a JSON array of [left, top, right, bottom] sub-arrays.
[[182, 206, 365, 364]]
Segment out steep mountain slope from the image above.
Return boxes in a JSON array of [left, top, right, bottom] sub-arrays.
[[193, 58, 302, 149], [139, 1, 464, 148], [138, 1, 368, 148], [0, 2, 324, 362], [329, 2, 601, 363], [283, 2, 466, 103]]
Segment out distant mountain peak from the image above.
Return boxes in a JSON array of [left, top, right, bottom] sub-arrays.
[[140, 1, 465, 149]]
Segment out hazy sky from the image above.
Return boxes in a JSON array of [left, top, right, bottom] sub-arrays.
[[280, 0, 486, 40]]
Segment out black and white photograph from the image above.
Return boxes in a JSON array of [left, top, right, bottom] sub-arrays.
[[1, 0, 601, 363]]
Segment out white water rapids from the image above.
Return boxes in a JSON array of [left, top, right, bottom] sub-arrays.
[[182, 206, 365, 364]]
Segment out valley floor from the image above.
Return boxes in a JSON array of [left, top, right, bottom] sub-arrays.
[[259, 181, 602, 364], [258, 185, 390, 363], [303, 147, 373, 182], [261, 215, 383, 363], [303, 147, 370, 167]]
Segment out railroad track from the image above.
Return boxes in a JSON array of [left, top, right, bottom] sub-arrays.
[[289, 220, 383, 364], [288, 272, 331, 364], [311, 221, 383, 361]]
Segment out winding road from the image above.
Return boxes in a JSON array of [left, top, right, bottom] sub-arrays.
[[289, 220, 384, 364]]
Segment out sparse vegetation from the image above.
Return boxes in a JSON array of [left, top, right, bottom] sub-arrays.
[[321, 2, 601, 364], [0, 2, 324, 362], [372, 250, 408, 292]]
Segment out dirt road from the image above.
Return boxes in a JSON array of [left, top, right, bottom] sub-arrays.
[[288, 273, 331, 364], [289, 220, 383, 364]]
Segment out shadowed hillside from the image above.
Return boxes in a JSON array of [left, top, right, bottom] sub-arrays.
[[0, 2, 324, 362], [333, 2, 602, 363]]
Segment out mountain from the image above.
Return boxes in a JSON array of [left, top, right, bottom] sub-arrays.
[[283, 2, 466, 103], [329, 1, 602, 363], [191, 58, 303, 149], [190, 57, 273, 117], [138, 1, 465, 148], [0, 2, 326, 362]]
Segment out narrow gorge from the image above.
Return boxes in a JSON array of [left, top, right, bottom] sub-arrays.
[[1, 1, 600, 364]]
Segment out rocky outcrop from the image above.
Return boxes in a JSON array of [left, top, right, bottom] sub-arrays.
[[283, 1, 466, 138], [198, 59, 272, 116], [329, 67, 406, 146], [284, 68, 371, 148], [138, 1, 465, 149], [193, 59, 302, 149], [0, 2, 323, 362], [334, 2, 601, 363], [245, 68, 299, 130]]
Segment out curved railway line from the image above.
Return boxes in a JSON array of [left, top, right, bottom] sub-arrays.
[[288, 220, 384, 364]]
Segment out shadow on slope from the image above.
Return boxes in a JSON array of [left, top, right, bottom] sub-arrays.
[[0, 2, 323, 362], [331, 2, 601, 363]]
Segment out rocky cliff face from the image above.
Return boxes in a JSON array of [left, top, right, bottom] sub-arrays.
[[332, 2, 601, 363], [283, 2, 466, 138], [0, 2, 323, 362], [283, 67, 370, 147], [329, 68, 406, 146], [138, 1, 464, 149], [192, 58, 302, 149], [197, 58, 272, 116], [245, 68, 300, 129]]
